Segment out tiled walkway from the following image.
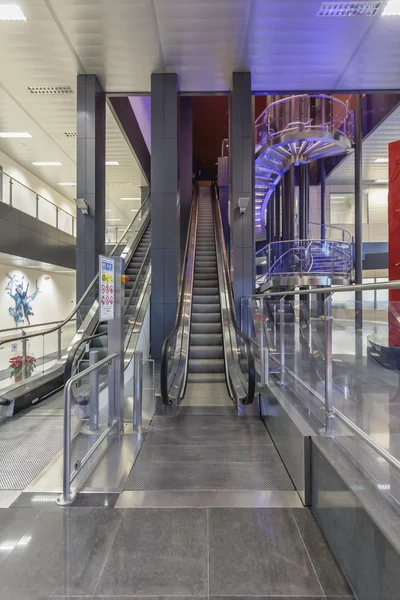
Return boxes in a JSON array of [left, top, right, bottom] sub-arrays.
[[0, 505, 353, 599]]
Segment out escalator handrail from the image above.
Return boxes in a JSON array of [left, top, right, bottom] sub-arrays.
[[212, 184, 256, 405], [160, 192, 198, 405], [64, 220, 152, 382], [0, 194, 151, 347], [123, 245, 151, 316]]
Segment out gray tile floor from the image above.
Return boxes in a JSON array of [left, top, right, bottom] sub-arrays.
[[0, 506, 354, 599]]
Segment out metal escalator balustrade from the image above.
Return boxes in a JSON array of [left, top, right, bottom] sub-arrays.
[[161, 185, 255, 408], [0, 194, 151, 415]]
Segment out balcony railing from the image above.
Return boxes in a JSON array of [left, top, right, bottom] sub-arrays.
[[1, 171, 76, 237]]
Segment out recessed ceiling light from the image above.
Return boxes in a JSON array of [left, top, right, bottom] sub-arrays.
[[0, 131, 31, 138], [58, 182, 76, 187], [374, 179, 389, 183], [106, 218, 121, 222], [317, 1, 381, 17], [120, 197, 141, 201], [106, 161, 120, 166], [382, 0, 400, 14], [32, 161, 62, 167], [26, 85, 73, 95], [374, 157, 389, 163], [0, 5, 27, 20]]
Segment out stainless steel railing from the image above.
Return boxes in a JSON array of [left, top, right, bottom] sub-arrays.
[[241, 279, 400, 475]]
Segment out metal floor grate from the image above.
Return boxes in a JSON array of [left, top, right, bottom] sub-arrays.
[[0, 416, 63, 490], [124, 416, 294, 493]]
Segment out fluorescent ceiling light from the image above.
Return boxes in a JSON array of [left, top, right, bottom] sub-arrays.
[[130, 209, 139, 212], [32, 161, 61, 167], [331, 195, 346, 199], [106, 209, 111, 212], [382, 0, 400, 14], [58, 182, 76, 186], [0, 5, 27, 20], [374, 179, 389, 183], [106, 218, 121, 221], [0, 131, 31, 138], [106, 161, 119, 166], [120, 197, 141, 201], [317, 1, 381, 17], [374, 157, 389, 163]]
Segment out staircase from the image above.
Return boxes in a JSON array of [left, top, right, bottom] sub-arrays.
[[255, 94, 354, 239], [187, 190, 225, 384]]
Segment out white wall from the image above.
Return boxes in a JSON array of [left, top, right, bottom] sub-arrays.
[[310, 184, 388, 243], [0, 150, 76, 235]]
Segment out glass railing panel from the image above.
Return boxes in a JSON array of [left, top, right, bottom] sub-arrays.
[[37, 197, 57, 228], [10, 178, 37, 217], [57, 209, 75, 236]]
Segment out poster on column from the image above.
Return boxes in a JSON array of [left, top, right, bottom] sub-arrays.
[[99, 256, 115, 321]]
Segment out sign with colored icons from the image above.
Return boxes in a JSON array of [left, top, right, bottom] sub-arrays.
[[99, 256, 115, 321]]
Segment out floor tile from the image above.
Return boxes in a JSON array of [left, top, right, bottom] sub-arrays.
[[291, 508, 354, 597], [209, 508, 323, 596], [0, 490, 21, 507], [0, 508, 123, 598], [95, 508, 208, 596]]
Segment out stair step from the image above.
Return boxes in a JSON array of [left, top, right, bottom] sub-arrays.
[[193, 295, 220, 304], [192, 303, 220, 313], [189, 345, 224, 359], [191, 312, 221, 323], [191, 322, 222, 334], [190, 333, 223, 345], [188, 358, 225, 373], [187, 372, 226, 384]]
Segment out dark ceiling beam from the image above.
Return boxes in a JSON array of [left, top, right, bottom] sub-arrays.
[[108, 96, 150, 184]]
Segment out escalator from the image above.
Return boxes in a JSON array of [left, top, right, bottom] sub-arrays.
[[0, 196, 151, 416], [161, 185, 255, 410]]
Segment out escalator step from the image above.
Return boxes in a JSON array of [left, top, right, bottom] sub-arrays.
[[191, 322, 222, 334], [188, 358, 224, 373], [189, 345, 224, 359]]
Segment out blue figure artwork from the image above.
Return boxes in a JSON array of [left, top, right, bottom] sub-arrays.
[[6, 274, 40, 327]]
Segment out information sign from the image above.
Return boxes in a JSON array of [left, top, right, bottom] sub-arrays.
[[99, 256, 115, 321]]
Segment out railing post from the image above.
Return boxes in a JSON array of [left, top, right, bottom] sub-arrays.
[[323, 294, 334, 436], [57, 327, 62, 360], [133, 350, 143, 433], [59, 382, 73, 505], [56, 206, 59, 230], [21, 330, 27, 381], [9, 178, 13, 206], [89, 350, 99, 431], [279, 296, 286, 385], [36, 194, 39, 218]]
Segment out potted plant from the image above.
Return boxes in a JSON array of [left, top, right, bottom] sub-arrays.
[[9, 355, 36, 382]]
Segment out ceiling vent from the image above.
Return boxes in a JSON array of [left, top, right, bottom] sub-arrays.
[[64, 132, 77, 138], [317, 2, 381, 16], [107, 181, 133, 186], [26, 85, 73, 95]]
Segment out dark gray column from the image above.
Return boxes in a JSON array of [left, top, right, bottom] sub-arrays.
[[76, 74, 106, 317], [319, 159, 326, 240], [281, 166, 295, 241], [354, 94, 363, 331], [274, 184, 281, 243], [229, 72, 254, 316], [179, 97, 193, 268], [151, 73, 179, 359], [298, 163, 310, 240]]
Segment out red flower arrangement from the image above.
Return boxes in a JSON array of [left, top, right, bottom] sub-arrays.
[[9, 355, 36, 382]]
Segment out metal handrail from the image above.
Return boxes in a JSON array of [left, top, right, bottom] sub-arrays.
[[0, 193, 151, 347], [212, 185, 255, 405], [160, 191, 198, 405], [309, 220, 353, 244], [3, 170, 76, 221], [258, 280, 400, 298], [0, 318, 77, 335], [57, 352, 118, 506], [63, 332, 107, 384]]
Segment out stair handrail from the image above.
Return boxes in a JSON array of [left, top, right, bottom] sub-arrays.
[[309, 220, 353, 244], [212, 185, 255, 405], [160, 191, 198, 405], [0, 193, 151, 347]]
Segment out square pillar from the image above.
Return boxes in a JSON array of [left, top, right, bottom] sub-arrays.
[[76, 74, 106, 317], [179, 97, 193, 267], [151, 73, 179, 359], [229, 72, 255, 316]]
